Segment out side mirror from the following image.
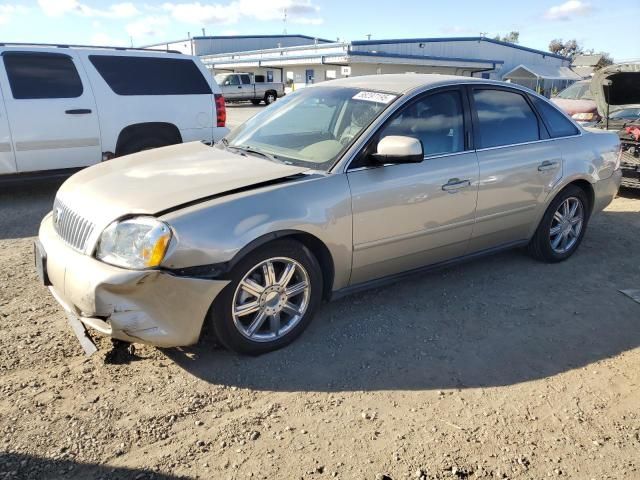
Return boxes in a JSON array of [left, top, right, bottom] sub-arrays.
[[371, 136, 424, 164]]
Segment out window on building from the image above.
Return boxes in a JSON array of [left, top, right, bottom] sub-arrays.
[[3, 52, 83, 99], [379, 90, 465, 157], [473, 89, 540, 148], [89, 55, 212, 95]]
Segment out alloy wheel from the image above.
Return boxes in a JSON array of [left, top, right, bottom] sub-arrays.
[[232, 257, 310, 342], [549, 196, 584, 254]]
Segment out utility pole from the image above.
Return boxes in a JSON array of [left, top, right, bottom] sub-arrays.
[[282, 8, 287, 35]]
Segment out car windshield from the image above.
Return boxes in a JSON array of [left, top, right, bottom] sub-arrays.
[[610, 108, 640, 120], [221, 86, 398, 170], [556, 82, 593, 100]]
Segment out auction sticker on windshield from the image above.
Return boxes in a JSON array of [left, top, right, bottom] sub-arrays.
[[352, 91, 397, 104]]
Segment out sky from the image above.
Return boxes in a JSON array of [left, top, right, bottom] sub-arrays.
[[0, 0, 637, 60]]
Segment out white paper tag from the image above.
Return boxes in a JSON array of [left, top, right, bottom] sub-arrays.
[[352, 91, 397, 104]]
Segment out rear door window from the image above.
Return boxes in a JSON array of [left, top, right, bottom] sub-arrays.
[[89, 55, 212, 95], [3, 52, 83, 99], [530, 96, 579, 138], [240, 74, 251, 85], [473, 89, 540, 148]]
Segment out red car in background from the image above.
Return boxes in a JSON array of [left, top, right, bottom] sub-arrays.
[[551, 80, 601, 126]]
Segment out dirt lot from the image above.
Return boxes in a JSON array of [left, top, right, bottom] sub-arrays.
[[1, 170, 639, 479]]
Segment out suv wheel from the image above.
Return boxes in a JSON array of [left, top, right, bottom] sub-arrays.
[[209, 239, 322, 355], [528, 185, 589, 262]]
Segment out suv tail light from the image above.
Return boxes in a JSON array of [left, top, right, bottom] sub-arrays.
[[214, 94, 226, 128]]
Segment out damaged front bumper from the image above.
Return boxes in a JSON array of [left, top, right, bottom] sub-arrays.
[[38, 214, 229, 353]]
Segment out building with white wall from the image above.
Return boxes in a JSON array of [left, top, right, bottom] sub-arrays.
[[199, 36, 578, 97]]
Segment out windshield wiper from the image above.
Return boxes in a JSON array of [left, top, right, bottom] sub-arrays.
[[227, 145, 281, 163]]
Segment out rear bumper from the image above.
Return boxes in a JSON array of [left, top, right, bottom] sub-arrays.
[[593, 168, 622, 213], [39, 214, 229, 347]]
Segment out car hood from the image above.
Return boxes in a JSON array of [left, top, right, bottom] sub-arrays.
[[56, 141, 310, 227], [550, 97, 597, 116], [591, 62, 640, 116]]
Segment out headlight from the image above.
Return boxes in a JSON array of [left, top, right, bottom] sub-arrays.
[[96, 217, 172, 269], [571, 112, 597, 121]]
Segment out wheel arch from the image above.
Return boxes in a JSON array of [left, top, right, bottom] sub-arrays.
[[227, 229, 335, 301], [567, 178, 595, 214], [527, 176, 596, 240], [115, 122, 182, 156]]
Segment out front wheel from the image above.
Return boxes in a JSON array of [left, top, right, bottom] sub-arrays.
[[209, 239, 322, 355], [527, 185, 590, 262]]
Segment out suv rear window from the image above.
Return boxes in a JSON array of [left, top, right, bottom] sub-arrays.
[[530, 96, 579, 138], [3, 52, 83, 99], [473, 89, 540, 148], [89, 55, 212, 95]]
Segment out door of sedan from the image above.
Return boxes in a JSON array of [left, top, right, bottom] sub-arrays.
[[347, 88, 479, 284], [467, 87, 564, 252]]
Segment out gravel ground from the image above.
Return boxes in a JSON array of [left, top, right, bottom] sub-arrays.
[[1, 137, 639, 479]]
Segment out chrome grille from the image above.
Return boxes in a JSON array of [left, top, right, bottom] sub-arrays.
[[52, 199, 95, 252]]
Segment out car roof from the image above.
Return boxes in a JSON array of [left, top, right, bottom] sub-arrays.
[[314, 73, 489, 95]]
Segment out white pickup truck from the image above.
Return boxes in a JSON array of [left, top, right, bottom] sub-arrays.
[[214, 73, 285, 105]]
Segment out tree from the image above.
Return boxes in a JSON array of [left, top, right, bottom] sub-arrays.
[[548, 38, 582, 59], [549, 39, 615, 69], [493, 31, 520, 44]]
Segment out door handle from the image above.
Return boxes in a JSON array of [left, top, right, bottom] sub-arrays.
[[537, 160, 559, 172], [238, 86, 242, 89], [65, 109, 92, 115], [442, 178, 471, 192]]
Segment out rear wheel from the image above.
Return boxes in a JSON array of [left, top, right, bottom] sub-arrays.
[[527, 185, 589, 262], [210, 239, 322, 355]]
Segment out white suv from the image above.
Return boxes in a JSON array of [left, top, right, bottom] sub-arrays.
[[0, 44, 229, 177]]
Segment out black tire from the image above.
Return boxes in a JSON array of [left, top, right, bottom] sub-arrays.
[[209, 239, 323, 355], [251, 99, 262, 106], [118, 137, 173, 156], [527, 185, 590, 263]]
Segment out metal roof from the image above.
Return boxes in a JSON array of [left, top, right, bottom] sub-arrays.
[[572, 54, 603, 67], [502, 64, 582, 80], [351, 37, 571, 61], [192, 34, 333, 42], [141, 34, 333, 48]]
